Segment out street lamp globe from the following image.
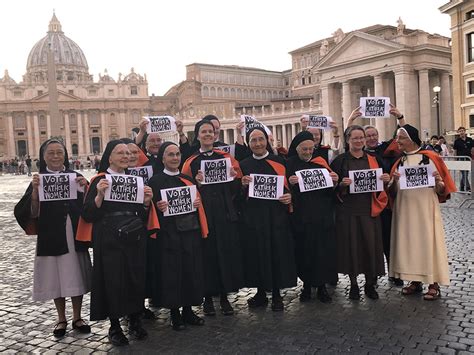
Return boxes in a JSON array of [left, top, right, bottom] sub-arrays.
[[433, 86, 441, 93]]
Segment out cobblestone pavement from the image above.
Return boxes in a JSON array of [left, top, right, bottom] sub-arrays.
[[1, 172, 473, 354]]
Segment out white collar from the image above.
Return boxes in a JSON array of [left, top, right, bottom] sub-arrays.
[[107, 167, 125, 175], [253, 151, 269, 160], [164, 168, 180, 176], [46, 166, 65, 174]]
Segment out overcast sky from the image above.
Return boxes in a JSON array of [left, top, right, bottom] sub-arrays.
[[1, 0, 451, 95]]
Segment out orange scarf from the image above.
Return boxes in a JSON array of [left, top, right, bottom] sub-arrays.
[[177, 177, 209, 238], [367, 154, 388, 217], [389, 149, 457, 203], [76, 173, 160, 242], [182, 149, 242, 179], [265, 158, 293, 213]]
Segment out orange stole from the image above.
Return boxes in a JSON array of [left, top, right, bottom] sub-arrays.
[[310, 156, 332, 172], [137, 149, 149, 167], [75, 173, 160, 242], [182, 149, 242, 180], [367, 154, 388, 217], [265, 158, 293, 213], [177, 177, 209, 238], [389, 150, 457, 203]]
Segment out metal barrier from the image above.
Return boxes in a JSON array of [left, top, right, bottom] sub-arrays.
[[441, 156, 472, 195]]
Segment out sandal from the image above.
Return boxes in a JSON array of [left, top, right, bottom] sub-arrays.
[[53, 321, 67, 338], [423, 283, 441, 301], [401, 281, 423, 295]]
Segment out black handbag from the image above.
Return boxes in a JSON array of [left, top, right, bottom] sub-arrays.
[[104, 212, 145, 242], [175, 213, 199, 232]]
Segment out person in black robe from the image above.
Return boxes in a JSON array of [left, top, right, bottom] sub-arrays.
[[14, 138, 91, 337], [286, 131, 339, 302], [181, 119, 244, 316], [239, 127, 297, 311], [148, 142, 207, 330], [81, 140, 155, 346]]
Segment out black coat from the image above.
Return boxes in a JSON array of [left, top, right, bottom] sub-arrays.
[[14, 169, 89, 256]]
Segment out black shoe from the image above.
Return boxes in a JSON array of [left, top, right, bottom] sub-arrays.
[[72, 319, 91, 334], [389, 277, 404, 287], [349, 285, 360, 300], [203, 299, 216, 316], [317, 286, 332, 303], [299, 288, 311, 302], [170, 311, 185, 331], [53, 321, 67, 338], [247, 294, 269, 308], [182, 309, 205, 326], [364, 284, 379, 300], [108, 326, 129, 346], [271, 297, 284, 311], [142, 307, 157, 320], [220, 299, 235, 316], [129, 324, 148, 340]]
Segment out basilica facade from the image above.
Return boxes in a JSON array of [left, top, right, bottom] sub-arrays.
[[0, 14, 453, 159]]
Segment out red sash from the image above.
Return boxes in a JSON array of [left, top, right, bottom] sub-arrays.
[[182, 149, 242, 179]]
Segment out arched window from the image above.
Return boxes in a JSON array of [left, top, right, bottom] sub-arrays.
[[210, 87, 216, 97], [202, 86, 209, 97], [217, 87, 223, 97], [91, 137, 101, 154], [72, 144, 78, 156]]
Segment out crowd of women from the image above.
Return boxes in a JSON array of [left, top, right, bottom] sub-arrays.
[[14, 104, 456, 346]]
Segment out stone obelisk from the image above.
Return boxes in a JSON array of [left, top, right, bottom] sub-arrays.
[[47, 40, 61, 138]]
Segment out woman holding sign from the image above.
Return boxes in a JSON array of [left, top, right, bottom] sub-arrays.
[[182, 119, 244, 316], [148, 141, 207, 330], [287, 131, 339, 302], [81, 140, 156, 346], [388, 125, 456, 301], [330, 126, 390, 300], [240, 127, 297, 311], [14, 138, 92, 338]]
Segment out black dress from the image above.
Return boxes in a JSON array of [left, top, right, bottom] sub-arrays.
[[286, 156, 338, 287], [82, 175, 148, 321], [330, 152, 385, 278], [239, 154, 297, 290], [147, 171, 205, 308], [182, 150, 244, 295]]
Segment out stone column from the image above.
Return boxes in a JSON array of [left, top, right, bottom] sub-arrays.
[[26, 112, 34, 156], [77, 112, 85, 156], [46, 114, 51, 138], [291, 122, 296, 139], [440, 72, 453, 133], [119, 110, 127, 137], [342, 81, 352, 126], [33, 112, 40, 150], [64, 112, 72, 154], [83, 111, 91, 155], [7, 114, 16, 158], [223, 129, 229, 144], [282, 124, 288, 148], [394, 69, 420, 127], [373, 74, 387, 140], [100, 111, 108, 152], [418, 69, 432, 138]]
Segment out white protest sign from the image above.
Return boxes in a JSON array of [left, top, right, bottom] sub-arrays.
[[348, 168, 384, 194], [305, 115, 333, 130], [241, 115, 272, 138], [104, 174, 144, 204], [127, 165, 153, 185], [145, 116, 177, 133], [399, 165, 435, 190], [39, 173, 78, 201], [296, 168, 334, 192], [215, 144, 236, 157], [160, 185, 197, 217], [200, 158, 233, 185], [249, 173, 284, 200], [359, 97, 391, 118]]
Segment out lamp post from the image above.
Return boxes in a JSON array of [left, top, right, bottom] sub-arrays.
[[433, 86, 441, 135]]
